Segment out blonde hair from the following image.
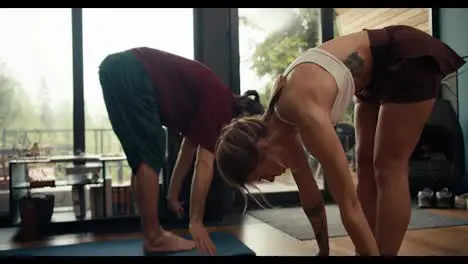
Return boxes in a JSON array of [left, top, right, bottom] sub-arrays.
[[215, 76, 286, 213]]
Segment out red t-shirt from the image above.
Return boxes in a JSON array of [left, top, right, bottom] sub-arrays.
[[130, 47, 236, 153]]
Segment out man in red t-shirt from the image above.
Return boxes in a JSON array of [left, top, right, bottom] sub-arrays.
[[99, 47, 264, 255]]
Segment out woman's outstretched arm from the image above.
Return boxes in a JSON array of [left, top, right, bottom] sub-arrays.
[[295, 107, 378, 255], [288, 136, 329, 256], [277, 64, 379, 256]]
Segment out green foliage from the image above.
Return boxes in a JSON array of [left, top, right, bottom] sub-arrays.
[[0, 63, 41, 131], [0, 61, 118, 155], [38, 77, 54, 129], [242, 8, 355, 123], [253, 35, 307, 77], [250, 9, 320, 78], [0, 63, 21, 130]]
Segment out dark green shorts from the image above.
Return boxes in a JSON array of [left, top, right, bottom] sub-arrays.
[[98, 51, 166, 175]]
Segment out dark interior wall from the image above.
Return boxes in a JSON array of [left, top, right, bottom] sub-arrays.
[[193, 8, 240, 95], [165, 8, 240, 175], [164, 8, 242, 208]]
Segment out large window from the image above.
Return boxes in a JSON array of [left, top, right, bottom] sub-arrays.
[[0, 8, 73, 215], [82, 8, 194, 184], [0, 8, 438, 222], [238, 8, 322, 193]]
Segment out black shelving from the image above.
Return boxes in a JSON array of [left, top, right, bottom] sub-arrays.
[[8, 155, 126, 226]]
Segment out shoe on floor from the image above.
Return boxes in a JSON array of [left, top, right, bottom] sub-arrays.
[[417, 187, 434, 208], [454, 193, 468, 210], [435, 188, 454, 209]]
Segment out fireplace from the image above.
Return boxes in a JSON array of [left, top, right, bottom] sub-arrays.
[[409, 98, 466, 196]]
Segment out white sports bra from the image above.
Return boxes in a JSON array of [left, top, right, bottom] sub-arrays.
[[275, 48, 356, 125]]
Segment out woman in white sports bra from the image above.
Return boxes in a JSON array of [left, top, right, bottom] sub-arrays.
[[214, 25, 465, 256]]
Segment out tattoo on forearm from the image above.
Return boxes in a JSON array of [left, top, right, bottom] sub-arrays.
[[304, 204, 329, 254], [342, 52, 365, 79]]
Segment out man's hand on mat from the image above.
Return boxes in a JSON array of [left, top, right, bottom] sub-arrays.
[[189, 222, 217, 256], [168, 199, 185, 219]]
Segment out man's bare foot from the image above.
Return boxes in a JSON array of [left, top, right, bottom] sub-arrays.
[[144, 230, 195, 253]]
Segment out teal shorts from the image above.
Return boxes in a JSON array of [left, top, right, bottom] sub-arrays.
[[98, 51, 166, 175]]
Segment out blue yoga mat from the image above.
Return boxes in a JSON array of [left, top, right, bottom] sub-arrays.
[[1, 232, 255, 256]]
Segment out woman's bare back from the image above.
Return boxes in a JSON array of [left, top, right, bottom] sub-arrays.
[[272, 30, 374, 131], [318, 30, 373, 90]]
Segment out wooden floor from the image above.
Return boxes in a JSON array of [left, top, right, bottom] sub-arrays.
[[1, 208, 467, 256]]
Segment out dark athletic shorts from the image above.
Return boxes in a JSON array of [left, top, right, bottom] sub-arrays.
[[357, 25, 466, 104], [99, 51, 166, 176]]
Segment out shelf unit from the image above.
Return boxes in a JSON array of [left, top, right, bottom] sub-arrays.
[[8, 155, 136, 225]]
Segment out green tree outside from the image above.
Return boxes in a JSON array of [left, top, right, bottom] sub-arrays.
[[240, 8, 355, 124]]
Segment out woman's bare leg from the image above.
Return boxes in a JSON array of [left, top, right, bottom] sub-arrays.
[[134, 163, 195, 252], [354, 102, 380, 234], [373, 99, 435, 256]]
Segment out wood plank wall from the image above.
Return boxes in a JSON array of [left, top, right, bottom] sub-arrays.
[[335, 8, 431, 36]]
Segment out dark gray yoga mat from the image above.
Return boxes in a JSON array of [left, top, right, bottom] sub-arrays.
[[248, 204, 468, 240]]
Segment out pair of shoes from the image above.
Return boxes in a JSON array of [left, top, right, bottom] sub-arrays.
[[454, 193, 468, 210], [417, 187, 454, 209]]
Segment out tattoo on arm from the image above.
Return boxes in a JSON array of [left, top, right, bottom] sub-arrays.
[[304, 204, 329, 255], [342, 52, 365, 79]]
